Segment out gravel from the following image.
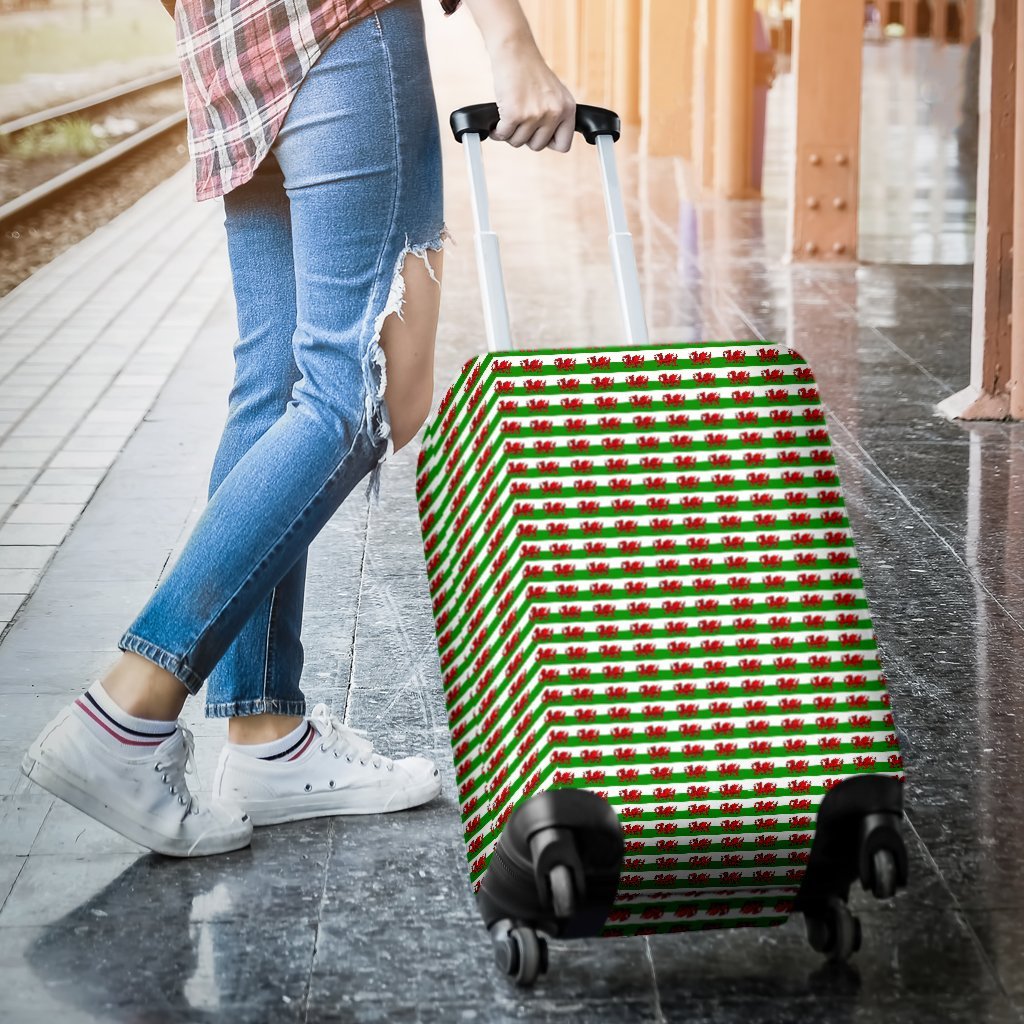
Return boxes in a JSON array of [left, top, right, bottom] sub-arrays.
[[0, 82, 186, 205], [0, 124, 189, 298]]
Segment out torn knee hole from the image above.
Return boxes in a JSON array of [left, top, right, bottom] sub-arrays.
[[361, 232, 448, 508]]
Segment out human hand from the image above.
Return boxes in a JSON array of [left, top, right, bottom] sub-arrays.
[[488, 38, 576, 152], [462, 0, 576, 152]]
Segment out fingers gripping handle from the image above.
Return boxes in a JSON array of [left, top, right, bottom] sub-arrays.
[[450, 103, 621, 145], [455, 103, 649, 352]]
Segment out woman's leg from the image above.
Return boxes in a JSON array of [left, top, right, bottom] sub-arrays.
[[206, 193, 446, 746], [205, 151, 308, 734], [26, 0, 445, 853], [106, 0, 445, 712], [102, 153, 312, 730]]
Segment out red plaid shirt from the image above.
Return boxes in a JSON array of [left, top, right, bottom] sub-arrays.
[[163, 0, 460, 201]]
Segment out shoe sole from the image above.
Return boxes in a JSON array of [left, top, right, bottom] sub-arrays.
[[21, 751, 252, 858], [224, 775, 443, 827]]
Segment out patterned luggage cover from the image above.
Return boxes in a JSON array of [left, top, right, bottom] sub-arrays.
[[415, 340, 905, 938]]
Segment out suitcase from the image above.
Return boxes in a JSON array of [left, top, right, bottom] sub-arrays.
[[415, 103, 909, 987]]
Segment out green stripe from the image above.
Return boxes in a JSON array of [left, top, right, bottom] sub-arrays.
[[435, 561, 865, 676], [445, 631, 881, 731]]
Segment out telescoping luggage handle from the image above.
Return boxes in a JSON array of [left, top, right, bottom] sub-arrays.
[[451, 102, 650, 352]]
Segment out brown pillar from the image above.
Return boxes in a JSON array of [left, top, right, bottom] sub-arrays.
[[691, 0, 717, 188], [547, 1, 570, 80], [713, 0, 757, 198], [789, 0, 863, 260], [640, 0, 697, 157], [526, 0, 551, 66], [563, 0, 583, 89], [1011, 0, 1024, 418], [612, 0, 642, 124], [579, 0, 611, 105], [933, 0, 949, 42], [938, 0, 1018, 420], [602, 6, 616, 110], [962, 0, 977, 44]]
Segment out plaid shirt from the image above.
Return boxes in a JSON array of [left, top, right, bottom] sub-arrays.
[[162, 0, 460, 202]]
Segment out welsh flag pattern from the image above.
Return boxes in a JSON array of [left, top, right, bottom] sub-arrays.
[[415, 340, 904, 938]]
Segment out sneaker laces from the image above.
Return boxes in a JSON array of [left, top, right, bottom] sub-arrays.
[[308, 703, 393, 771], [156, 723, 199, 818]]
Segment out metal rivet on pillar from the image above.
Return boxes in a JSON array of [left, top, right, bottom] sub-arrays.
[[833, 197, 847, 210], [790, 3, 863, 268], [833, 241, 847, 255], [807, 197, 820, 210]]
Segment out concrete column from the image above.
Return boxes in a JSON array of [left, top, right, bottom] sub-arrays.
[[713, 0, 757, 198], [612, 0, 642, 124], [938, 0, 1018, 420], [640, 0, 697, 157], [788, 0, 863, 261]]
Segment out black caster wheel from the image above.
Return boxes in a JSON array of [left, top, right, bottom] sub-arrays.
[[494, 926, 547, 987], [857, 813, 908, 899], [548, 864, 577, 919], [805, 897, 861, 964], [512, 927, 546, 987], [867, 848, 898, 900], [493, 933, 516, 977]]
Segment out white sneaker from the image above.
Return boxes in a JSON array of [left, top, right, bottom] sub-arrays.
[[21, 704, 252, 857], [212, 703, 442, 826]]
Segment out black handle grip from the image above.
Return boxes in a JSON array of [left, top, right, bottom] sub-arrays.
[[450, 103, 621, 145]]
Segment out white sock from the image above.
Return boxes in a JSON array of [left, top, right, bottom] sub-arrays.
[[227, 719, 315, 763], [72, 681, 177, 754]]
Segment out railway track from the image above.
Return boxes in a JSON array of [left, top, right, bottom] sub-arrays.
[[0, 67, 186, 232]]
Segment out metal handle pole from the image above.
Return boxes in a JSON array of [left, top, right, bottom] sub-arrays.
[[596, 134, 649, 346], [463, 133, 514, 352], [462, 127, 648, 351]]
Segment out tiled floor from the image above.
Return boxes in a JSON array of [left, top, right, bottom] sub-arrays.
[[1, 16, 1018, 1024], [0, 184, 228, 637]]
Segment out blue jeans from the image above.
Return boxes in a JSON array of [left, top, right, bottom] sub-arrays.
[[117, 0, 444, 717]]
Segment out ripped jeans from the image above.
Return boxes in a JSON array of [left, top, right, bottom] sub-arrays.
[[117, 0, 444, 716]]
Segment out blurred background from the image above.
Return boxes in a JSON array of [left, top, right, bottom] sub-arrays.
[[0, 0, 173, 117], [0, 0, 986, 293]]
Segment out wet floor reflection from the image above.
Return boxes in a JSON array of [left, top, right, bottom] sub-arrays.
[[9, 835, 323, 1022]]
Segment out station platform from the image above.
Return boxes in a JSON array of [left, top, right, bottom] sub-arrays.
[[0, 13, 1020, 1024]]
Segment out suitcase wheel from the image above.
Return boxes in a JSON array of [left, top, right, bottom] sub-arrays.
[[856, 813, 908, 900], [492, 922, 548, 988], [804, 896, 862, 964], [866, 847, 899, 901], [547, 863, 577, 920]]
